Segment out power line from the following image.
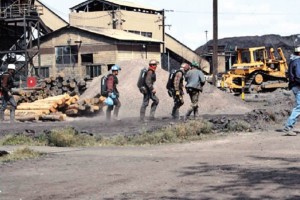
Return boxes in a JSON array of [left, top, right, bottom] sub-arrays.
[[167, 10, 289, 16]]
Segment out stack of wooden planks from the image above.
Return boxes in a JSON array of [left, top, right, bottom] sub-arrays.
[[5, 94, 107, 122]]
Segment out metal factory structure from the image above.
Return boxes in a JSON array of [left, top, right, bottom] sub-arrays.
[[0, 0, 50, 82]]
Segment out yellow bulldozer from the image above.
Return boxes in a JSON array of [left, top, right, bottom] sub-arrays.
[[221, 46, 288, 93]]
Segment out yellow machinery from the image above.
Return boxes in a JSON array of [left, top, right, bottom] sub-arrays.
[[221, 46, 288, 93]]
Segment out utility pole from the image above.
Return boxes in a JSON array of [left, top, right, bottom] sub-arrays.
[[111, 9, 117, 29], [159, 9, 172, 69], [162, 9, 165, 54], [160, 9, 172, 53], [212, 0, 218, 86]]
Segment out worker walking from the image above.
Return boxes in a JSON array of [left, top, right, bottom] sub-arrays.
[[0, 64, 17, 123], [184, 61, 205, 120], [281, 47, 300, 136], [106, 65, 121, 121], [140, 59, 159, 121], [170, 63, 190, 119]]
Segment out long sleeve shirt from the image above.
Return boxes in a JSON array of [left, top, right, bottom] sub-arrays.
[[145, 69, 156, 91], [288, 54, 300, 87], [185, 68, 205, 90], [106, 74, 119, 96], [1, 72, 14, 93], [173, 70, 184, 91]]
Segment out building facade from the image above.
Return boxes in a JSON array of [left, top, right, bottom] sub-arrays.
[[69, 0, 207, 72], [32, 26, 161, 79]]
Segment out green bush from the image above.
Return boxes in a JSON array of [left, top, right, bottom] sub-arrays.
[[48, 127, 96, 147], [0, 147, 42, 163], [129, 129, 178, 145], [226, 120, 251, 132], [174, 120, 213, 139], [0, 120, 214, 147], [1, 135, 38, 146], [48, 128, 77, 147]]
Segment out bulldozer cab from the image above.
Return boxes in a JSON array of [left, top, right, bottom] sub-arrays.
[[234, 46, 266, 66]]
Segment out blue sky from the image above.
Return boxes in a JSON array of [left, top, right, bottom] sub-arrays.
[[40, 0, 300, 50]]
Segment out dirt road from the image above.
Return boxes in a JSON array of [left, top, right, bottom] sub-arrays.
[[1, 131, 299, 200]]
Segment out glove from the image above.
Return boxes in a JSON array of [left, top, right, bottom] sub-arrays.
[[109, 92, 117, 99], [7, 91, 12, 96], [167, 90, 173, 97], [175, 91, 180, 96]]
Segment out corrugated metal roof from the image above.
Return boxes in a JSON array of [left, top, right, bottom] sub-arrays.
[[105, 0, 159, 11], [75, 25, 162, 43], [70, 0, 160, 12]]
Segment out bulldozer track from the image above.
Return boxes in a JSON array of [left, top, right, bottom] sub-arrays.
[[245, 71, 288, 92]]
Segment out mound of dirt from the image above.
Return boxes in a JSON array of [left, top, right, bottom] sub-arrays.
[[80, 59, 253, 118], [79, 76, 102, 100]]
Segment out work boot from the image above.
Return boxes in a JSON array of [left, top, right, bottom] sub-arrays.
[[149, 116, 155, 121], [183, 115, 190, 121], [282, 127, 297, 136], [10, 109, 17, 123], [106, 110, 112, 121], [113, 115, 121, 121], [193, 109, 199, 119], [172, 110, 180, 120], [185, 109, 193, 120], [112, 105, 120, 121], [149, 111, 156, 121], [140, 111, 146, 122]]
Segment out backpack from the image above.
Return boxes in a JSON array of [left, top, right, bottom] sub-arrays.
[[100, 74, 113, 97], [137, 68, 148, 90], [166, 70, 182, 91]]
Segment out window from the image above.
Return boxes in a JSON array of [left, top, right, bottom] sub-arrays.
[[86, 65, 101, 78], [126, 30, 153, 38], [141, 32, 152, 38], [55, 45, 78, 65], [128, 30, 140, 35], [81, 53, 93, 64], [39, 66, 50, 78]]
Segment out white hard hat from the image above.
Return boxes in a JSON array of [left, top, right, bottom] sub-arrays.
[[7, 64, 16, 70], [149, 59, 159, 65], [111, 64, 121, 71], [295, 47, 300, 53]]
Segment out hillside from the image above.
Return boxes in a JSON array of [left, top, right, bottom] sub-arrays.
[[196, 34, 300, 61]]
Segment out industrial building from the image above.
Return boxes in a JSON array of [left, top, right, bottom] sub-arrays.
[[0, 0, 208, 81]]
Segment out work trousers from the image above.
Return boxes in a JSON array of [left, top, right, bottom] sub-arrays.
[[140, 91, 159, 120], [185, 88, 200, 118], [0, 92, 17, 122], [285, 87, 300, 129], [106, 98, 121, 121], [172, 92, 184, 119]]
